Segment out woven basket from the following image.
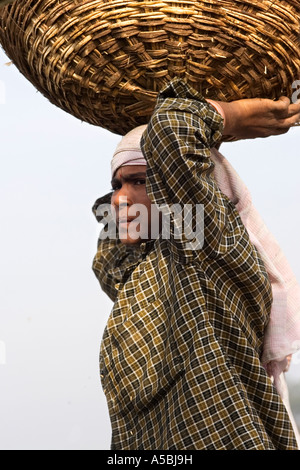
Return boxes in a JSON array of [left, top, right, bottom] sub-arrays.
[[1, 0, 300, 135]]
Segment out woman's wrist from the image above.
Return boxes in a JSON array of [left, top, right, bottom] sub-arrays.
[[206, 99, 227, 129], [207, 99, 240, 137]]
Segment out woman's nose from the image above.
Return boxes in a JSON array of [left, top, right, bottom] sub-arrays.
[[112, 185, 132, 208]]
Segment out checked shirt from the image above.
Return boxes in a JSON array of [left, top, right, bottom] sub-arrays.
[[92, 79, 297, 450]]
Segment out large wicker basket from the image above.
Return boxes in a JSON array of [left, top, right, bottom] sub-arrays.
[[1, 0, 300, 135]]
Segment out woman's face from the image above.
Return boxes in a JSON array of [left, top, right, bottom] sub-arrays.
[[111, 165, 159, 246]]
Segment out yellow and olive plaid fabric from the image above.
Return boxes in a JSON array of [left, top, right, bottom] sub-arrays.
[[92, 79, 297, 450]]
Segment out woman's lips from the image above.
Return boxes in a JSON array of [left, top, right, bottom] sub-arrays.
[[117, 217, 139, 225]]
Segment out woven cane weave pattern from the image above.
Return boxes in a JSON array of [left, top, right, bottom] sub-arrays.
[[0, 0, 300, 134]]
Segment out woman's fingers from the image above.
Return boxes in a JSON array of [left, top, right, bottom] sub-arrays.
[[275, 96, 300, 120], [287, 102, 300, 119]]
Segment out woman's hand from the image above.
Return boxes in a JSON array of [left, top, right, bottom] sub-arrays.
[[214, 97, 300, 140]]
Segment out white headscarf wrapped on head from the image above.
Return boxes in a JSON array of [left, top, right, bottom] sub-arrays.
[[111, 125, 147, 178]]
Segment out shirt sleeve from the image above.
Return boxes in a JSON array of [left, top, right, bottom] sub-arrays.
[[141, 79, 249, 261]]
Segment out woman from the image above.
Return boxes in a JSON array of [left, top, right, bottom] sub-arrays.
[[93, 79, 300, 450]]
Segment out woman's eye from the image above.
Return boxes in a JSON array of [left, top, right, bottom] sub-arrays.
[[111, 178, 145, 191]]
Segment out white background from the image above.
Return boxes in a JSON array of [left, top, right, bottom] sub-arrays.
[[0, 47, 300, 450]]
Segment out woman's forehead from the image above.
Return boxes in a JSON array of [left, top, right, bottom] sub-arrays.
[[114, 165, 147, 179]]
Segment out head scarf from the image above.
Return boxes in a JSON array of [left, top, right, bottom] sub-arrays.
[[111, 125, 147, 177]]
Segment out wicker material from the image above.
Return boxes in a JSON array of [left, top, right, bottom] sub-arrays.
[[0, 0, 300, 135], [0, 1, 15, 7]]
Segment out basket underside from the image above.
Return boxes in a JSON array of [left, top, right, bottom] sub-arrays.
[[1, 0, 300, 135]]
